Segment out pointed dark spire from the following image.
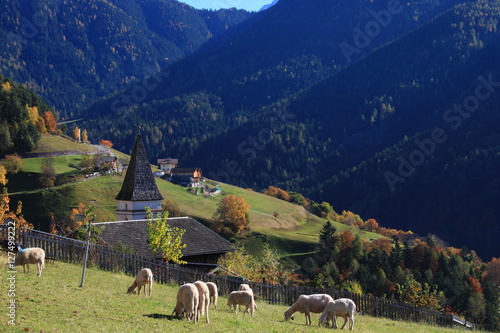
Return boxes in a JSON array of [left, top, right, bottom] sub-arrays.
[[115, 134, 163, 201]]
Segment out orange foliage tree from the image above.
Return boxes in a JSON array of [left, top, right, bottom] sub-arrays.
[[42, 111, 58, 133], [0, 191, 34, 229], [212, 195, 250, 238], [0, 165, 7, 186], [99, 139, 114, 148]]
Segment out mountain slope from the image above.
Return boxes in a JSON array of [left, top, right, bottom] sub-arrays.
[[85, 0, 458, 165], [0, 0, 251, 117], [89, 0, 500, 258]]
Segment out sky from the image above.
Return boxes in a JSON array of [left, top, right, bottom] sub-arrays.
[[180, 0, 274, 12]]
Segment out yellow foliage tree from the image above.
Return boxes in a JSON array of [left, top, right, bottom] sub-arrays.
[[3, 154, 23, 174], [1, 81, 12, 91], [146, 207, 187, 264], [81, 129, 89, 143], [72, 126, 81, 142], [26, 105, 39, 125], [0, 191, 34, 229]]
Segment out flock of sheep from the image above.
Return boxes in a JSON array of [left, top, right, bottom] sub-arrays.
[[10, 247, 357, 330], [127, 268, 356, 329]]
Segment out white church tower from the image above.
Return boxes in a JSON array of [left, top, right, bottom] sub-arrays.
[[116, 134, 163, 220]]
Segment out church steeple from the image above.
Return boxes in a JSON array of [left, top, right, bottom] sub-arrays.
[[116, 134, 163, 220]]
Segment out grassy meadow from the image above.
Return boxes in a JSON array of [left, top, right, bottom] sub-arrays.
[[7, 133, 383, 259], [0, 254, 472, 333]]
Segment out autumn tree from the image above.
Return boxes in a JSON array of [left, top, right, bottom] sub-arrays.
[[146, 207, 187, 264], [81, 129, 89, 143], [0, 165, 7, 186], [483, 257, 500, 286], [72, 126, 81, 142], [2, 154, 23, 174], [397, 273, 441, 310], [162, 199, 182, 217], [0, 191, 33, 229], [212, 195, 250, 238], [99, 139, 113, 148], [218, 244, 299, 284], [42, 111, 58, 133]]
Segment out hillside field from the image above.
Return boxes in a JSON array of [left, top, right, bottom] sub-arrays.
[[0, 254, 472, 333], [8, 135, 382, 259]]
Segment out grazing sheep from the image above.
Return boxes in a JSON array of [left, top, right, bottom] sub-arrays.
[[227, 290, 255, 317], [14, 248, 45, 277], [237, 283, 255, 311], [194, 281, 210, 323], [238, 283, 252, 292], [284, 294, 334, 326], [127, 268, 153, 297], [206, 282, 218, 309], [172, 283, 199, 323], [319, 298, 356, 330]]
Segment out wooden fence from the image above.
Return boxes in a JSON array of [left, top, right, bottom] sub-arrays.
[[2, 228, 474, 329]]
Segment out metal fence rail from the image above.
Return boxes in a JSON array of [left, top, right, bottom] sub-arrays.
[[1, 228, 470, 328]]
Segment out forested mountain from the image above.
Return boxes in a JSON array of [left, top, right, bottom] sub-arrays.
[[0, 0, 251, 117], [85, 0, 499, 259], [0, 75, 58, 154], [85, 0, 457, 159], [3, 0, 499, 259]]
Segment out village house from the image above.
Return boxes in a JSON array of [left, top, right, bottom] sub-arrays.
[[157, 158, 178, 174], [169, 167, 203, 187]]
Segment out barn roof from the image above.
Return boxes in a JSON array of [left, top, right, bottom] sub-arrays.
[[93, 217, 234, 258], [115, 134, 163, 201]]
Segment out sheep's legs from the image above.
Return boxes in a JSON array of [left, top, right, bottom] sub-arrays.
[[305, 311, 311, 325], [331, 316, 338, 329], [340, 316, 348, 329]]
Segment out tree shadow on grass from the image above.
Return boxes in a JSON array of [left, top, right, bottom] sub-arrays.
[[144, 313, 178, 320]]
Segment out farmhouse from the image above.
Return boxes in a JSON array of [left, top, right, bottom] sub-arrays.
[[169, 167, 203, 186], [157, 158, 178, 174]]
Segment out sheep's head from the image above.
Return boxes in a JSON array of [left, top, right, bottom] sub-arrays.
[[126, 286, 136, 294], [318, 313, 329, 327], [284, 311, 294, 321]]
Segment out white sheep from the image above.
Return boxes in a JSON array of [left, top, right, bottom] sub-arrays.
[[14, 248, 45, 277], [227, 290, 255, 317], [206, 282, 218, 309], [237, 283, 256, 311], [127, 268, 153, 297], [284, 293, 334, 325], [238, 283, 252, 292], [194, 281, 210, 323], [319, 298, 356, 330], [172, 283, 199, 323]]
